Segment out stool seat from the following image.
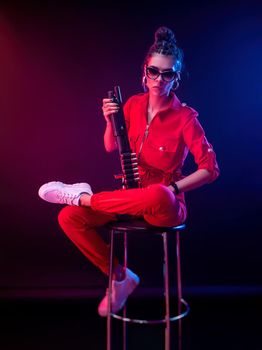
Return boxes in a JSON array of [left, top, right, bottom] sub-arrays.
[[107, 218, 186, 233]]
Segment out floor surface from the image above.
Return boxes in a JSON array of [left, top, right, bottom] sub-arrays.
[[0, 294, 261, 350]]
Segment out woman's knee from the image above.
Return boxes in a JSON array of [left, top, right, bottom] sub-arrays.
[[147, 184, 175, 206], [58, 205, 84, 228]]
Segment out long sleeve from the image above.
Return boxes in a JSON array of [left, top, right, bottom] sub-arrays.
[[183, 113, 220, 183]]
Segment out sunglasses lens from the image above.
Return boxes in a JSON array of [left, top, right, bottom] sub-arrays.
[[162, 71, 177, 82], [146, 67, 159, 80]]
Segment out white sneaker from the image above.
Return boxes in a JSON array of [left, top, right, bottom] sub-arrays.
[[38, 181, 93, 206], [98, 268, 140, 317]]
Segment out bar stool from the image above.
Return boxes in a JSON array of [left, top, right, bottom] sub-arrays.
[[106, 218, 190, 350]]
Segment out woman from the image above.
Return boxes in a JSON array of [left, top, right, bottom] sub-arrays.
[[38, 26, 220, 316]]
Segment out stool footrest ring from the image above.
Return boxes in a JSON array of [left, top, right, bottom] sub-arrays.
[[111, 298, 190, 325]]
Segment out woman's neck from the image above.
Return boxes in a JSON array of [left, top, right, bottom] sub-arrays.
[[147, 94, 171, 123]]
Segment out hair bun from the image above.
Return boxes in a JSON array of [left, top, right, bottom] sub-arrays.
[[155, 26, 176, 44]]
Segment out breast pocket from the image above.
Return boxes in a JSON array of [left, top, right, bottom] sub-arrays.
[[143, 139, 179, 171]]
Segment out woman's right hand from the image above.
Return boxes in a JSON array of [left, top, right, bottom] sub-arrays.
[[102, 98, 120, 123]]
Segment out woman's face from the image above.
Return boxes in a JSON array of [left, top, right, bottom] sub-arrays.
[[145, 53, 179, 97]]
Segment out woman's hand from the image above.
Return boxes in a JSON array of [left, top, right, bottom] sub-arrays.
[[102, 98, 119, 152], [102, 98, 120, 123]]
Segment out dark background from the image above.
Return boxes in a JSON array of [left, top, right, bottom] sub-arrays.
[[0, 0, 261, 297]]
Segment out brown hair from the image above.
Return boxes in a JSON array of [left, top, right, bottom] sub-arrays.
[[144, 26, 184, 71]]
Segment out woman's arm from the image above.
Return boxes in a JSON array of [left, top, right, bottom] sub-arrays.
[[180, 111, 220, 187], [168, 169, 211, 193], [104, 121, 117, 152], [102, 98, 119, 152]]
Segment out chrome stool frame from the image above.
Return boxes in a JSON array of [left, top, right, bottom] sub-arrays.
[[106, 219, 189, 350]]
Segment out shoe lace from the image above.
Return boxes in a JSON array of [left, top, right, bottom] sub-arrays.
[[56, 191, 79, 205]]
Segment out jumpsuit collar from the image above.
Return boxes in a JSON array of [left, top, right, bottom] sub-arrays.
[[141, 91, 182, 118]]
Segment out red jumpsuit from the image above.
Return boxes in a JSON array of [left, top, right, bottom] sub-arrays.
[[58, 92, 220, 274]]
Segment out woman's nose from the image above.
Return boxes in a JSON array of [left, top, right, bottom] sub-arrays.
[[156, 74, 164, 82]]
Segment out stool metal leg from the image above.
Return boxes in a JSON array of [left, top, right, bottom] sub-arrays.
[[176, 231, 182, 350], [107, 224, 189, 350], [163, 232, 170, 350], [107, 229, 115, 350], [123, 231, 128, 350]]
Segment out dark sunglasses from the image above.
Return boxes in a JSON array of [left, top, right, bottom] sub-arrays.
[[146, 66, 178, 82]]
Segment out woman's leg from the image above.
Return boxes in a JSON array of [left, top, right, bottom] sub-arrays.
[[89, 184, 186, 227], [58, 205, 140, 316], [58, 205, 118, 275], [39, 181, 186, 227]]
